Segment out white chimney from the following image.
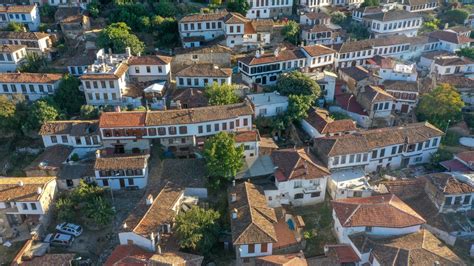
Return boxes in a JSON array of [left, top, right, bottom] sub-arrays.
[[146, 194, 154, 205], [157, 245, 162, 254], [274, 47, 280, 57], [37, 187, 43, 195], [231, 193, 237, 202], [95, 150, 101, 158], [18, 181, 24, 187], [232, 208, 238, 219], [115, 106, 121, 112], [232, 180, 236, 187], [125, 47, 131, 57], [255, 49, 261, 58], [123, 222, 128, 229]]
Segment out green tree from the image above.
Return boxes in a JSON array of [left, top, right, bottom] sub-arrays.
[[226, 0, 250, 16], [347, 22, 370, 40], [457, 47, 474, 60], [97, 22, 145, 55], [80, 105, 99, 119], [175, 206, 220, 255], [331, 11, 346, 25], [39, 4, 57, 21], [286, 95, 314, 122], [204, 132, 244, 187], [17, 54, 48, 73], [26, 99, 59, 131], [444, 9, 469, 25], [281, 21, 300, 45], [6, 22, 24, 32], [361, 0, 380, 7], [416, 84, 464, 130], [155, 17, 180, 48], [87, 1, 100, 18], [0, 96, 17, 133], [71, 180, 105, 203], [205, 83, 239, 106], [85, 197, 115, 225], [56, 197, 75, 222], [276, 71, 321, 99], [154, 0, 177, 17], [54, 75, 85, 116]]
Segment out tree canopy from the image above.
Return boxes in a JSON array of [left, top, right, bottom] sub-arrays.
[[276, 71, 321, 99], [457, 47, 474, 60], [54, 75, 85, 116], [361, 0, 380, 7], [26, 99, 60, 131], [286, 95, 314, 122], [281, 21, 300, 45], [331, 11, 346, 25], [226, 0, 250, 16], [444, 9, 469, 25], [175, 206, 220, 255], [416, 84, 464, 130], [0, 96, 17, 133], [97, 22, 145, 55], [6, 22, 24, 32], [204, 132, 244, 187], [205, 83, 240, 106]]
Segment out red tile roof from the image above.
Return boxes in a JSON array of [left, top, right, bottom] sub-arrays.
[[440, 159, 472, 172], [234, 130, 260, 143], [272, 148, 330, 182], [128, 55, 172, 65], [239, 48, 306, 66], [98, 111, 147, 128], [421, 173, 474, 195], [104, 245, 153, 266], [455, 151, 474, 165], [332, 194, 426, 228], [302, 44, 335, 57], [325, 244, 361, 263], [257, 253, 307, 266], [305, 108, 357, 134], [335, 94, 368, 116]]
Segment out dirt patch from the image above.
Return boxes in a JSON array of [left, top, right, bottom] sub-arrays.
[[0, 240, 27, 265]]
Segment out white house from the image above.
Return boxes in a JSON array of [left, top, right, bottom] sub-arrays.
[[39, 120, 101, 148], [246, 0, 293, 19], [361, 9, 423, 38], [80, 49, 140, 107], [299, 0, 331, 11], [300, 12, 342, 46], [119, 182, 185, 251], [430, 55, 474, 76], [327, 167, 372, 199], [313, 122, 444, 172], [332, 0, 364, 8], [0, 72, 62, 101], [382, 80, 418, 113], [429, 29, 473, 53], [94, 151, 150, 190], [246, 91, 288, 117], [0, 176, 57, 236], [301, 44, 336, 70], [0, 5, 40, 31], [401, 0, 439, 12], [355, 85, 395, 127], [266, 148, 330, 207], [366, 55, 417, 82], [175, 64, 232, 88], [301, 108, 357, 139], [127, 55, 172, 82], [332, 194, 426, 243], [229, 182, 276, 262], [235, 130, 260, 159], [0, 31, 53, 58], [0, 44, 26, 72]]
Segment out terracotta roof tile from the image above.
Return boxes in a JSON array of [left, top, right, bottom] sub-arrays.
[[0, 31, 50, 40], [305, 108, 356, 134], [438, 76, 474, 88], [229, 182, 278, 245], [271, 148, 329, 182], [179, 11, 228, 23], [80, 63, 129, 80], [434, 55, 474, 66], [171, 88, 208, 108], [0, 176, 55, 202], [421, 172, 474, 195], [332, 194, 426, 228], [175, 63, 232, 78], [382, 80, 418, 93], [359, 85, 395, 103], [94, 154, 149, 171], [257, 253, 308, 266], [325, 244, 360, 263], [24, 145, 73, 172], [363, 9, 422, 21], [303, 12, 330, 20], [349, 230, 465, 266], [150, 251, 203, 265], [235, 130, 260, 143], [302, 44, 335, 57], [223, 12, 247, 24], [239, 48, 306, 66], [0, 5, 35, 13], [0, 44, 25, 52], [456, 151, 474, 165], [99, 112, 146, 128], [429, 30, 474, 44], [104, 244, 153, 266], [128, 55, 172, 65], [0, 73, 62, 84]]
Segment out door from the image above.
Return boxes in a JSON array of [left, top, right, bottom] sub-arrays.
[[256, 10, 260, 18], [262, 76, 267, 85], [401, 158, 410, 168], [401, 104, 409, 113], [119, 179, 125, 188], [114, 144, 125, 154]]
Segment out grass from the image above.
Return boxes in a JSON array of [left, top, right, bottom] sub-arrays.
[[0, 240, 27, 265], [292, 198, 337, 257]]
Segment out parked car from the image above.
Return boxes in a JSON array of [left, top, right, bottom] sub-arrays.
[[44, 233, 75, 247], [56, 222, 83, 237]]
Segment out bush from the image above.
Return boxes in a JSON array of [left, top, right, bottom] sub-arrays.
[[80, 105, 99, 119], [56, 197, 76, 222], [70, 153, 79, 162], [442, 130, 461, 146], [330, 112, 351, 120], [444, 9, 469, 25]]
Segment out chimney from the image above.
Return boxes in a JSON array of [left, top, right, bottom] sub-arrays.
[[267, 95, 271, 102], [146, 194, 154, 205], [108, 48, 113, 55], [18, 181, 24, 187], [123, 222, 128, 229], [232, 180, 236, 187], [231, 193, 237, 202], [115, 106, 121, 112], [232, 208, 238, 219], [37, 187, 43, 195], [274, 47, 280, 57], [157, 245, 162, 254], [95, 150, 101, 158], [255, 49, 261, 58]]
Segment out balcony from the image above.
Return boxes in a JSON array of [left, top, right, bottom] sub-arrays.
[[303, 185, 322, 193]]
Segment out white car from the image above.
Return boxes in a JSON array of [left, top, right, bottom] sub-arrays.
[[56, 222, 83, 237], [44, 233, 74, 247]]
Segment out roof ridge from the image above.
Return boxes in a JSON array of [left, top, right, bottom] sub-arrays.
[[343, 204, 360, 226]]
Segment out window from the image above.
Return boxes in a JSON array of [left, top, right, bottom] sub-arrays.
[[349, 154, 355, 163], [51, 136, 57, 143], [432, 138, 438, 147], [146, 66, 151, 73], [341, 155, 346, 164], [243, 118, 248, 126], [103, 179, 109, 186], [363, 153, 368, 161], [261, 243, 268, 252], [311, 192, 321, 198], [463, 195, 471, 204], [294, 193, 304, 199], [417, 142, 423, 151], [391, 146, 397, 155], [222, 123, 227, 130], [31, 203, 37, 210], [109, 81, 114, 88], [372, 150, 377, 159], [179, 126, 187, 134], [214, 123, 219, 131], [168, 126, 177, 135], [198, 126, 203, 134], [380, 148, 385, 157], [398, 145, 403, 153], [356, 154, 361, 162], [365, 226, 372, 232], [61, 135, 68, 143], [294, 180, 302, 188], [128, 178, 134, 185], [333, 156, 339, 165], [22, 203, 28, 210], [248, 244, 255, 253], [135, 67, 140, 73], [424, 140, 430, 148]]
